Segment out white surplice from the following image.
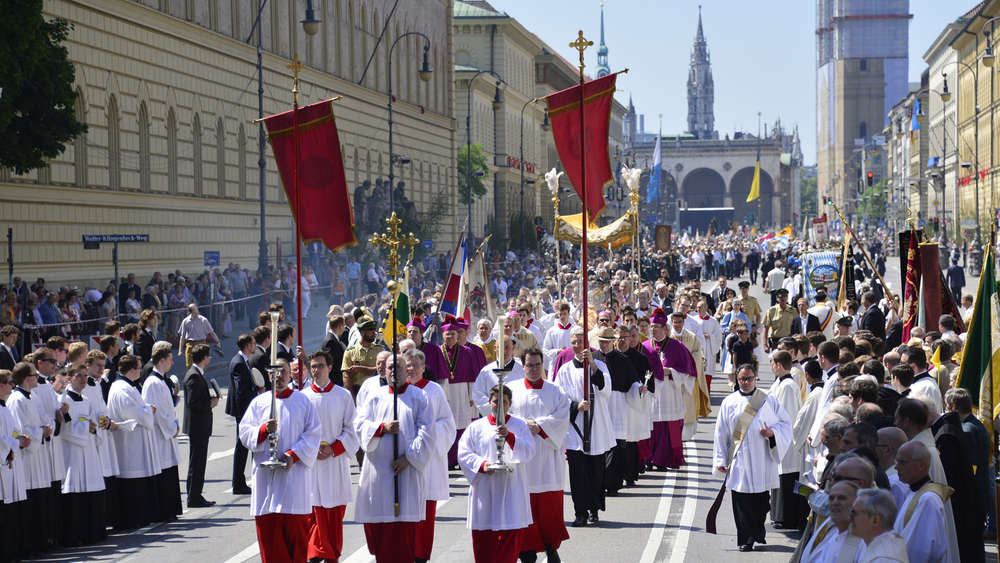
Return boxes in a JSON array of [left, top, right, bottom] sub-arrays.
[[82, 378, 119, 477], [7, 387, 50, 489], [791, 383, 824, 483], [893, 484, 959, 563], [107, 379, 160, 479], [238, 389, 322, 516], [854, 530, 909, 563], [302, 381, 359, 509], [34, 380, 66, 485], [713, 390, 793, 493], [458, 414, 536, 530], [472, 360, 524, 417], [554, 358, 615, 455], [412, 379, 456, 503], [440, 379, 476, 430], [58, 390, 105, 493], [0, 402, 28, 503], [542, 324, 572, 371], [767, 374, 803, 474], [353, 383, 433, 523], [508, 378, 570, 493], [141, 372, 180, 470]]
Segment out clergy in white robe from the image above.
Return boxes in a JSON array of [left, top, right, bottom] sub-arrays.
[[402, 349, 456, 563], [541, 304, 574, 370], [767, 351, 807, 530], [0, 368, 29, 560], [645, 311, 698, 469], [7, 362, 54, 552], [850, 488, 909, 563], [58, 364, 107, 546], [353, 359, 433, 563], [791, 361, 825, 486], [597, 328, 645, 496], [33, 371, 67, 496], [472, 337, 524, 417], [238, 358, 322, 563], [107, 355, 161, 530], [713, 364, 793, 551], [83, 350, 121, 530], [692, 299, 724, 392], [458, 384, 537, 563], [674, 320, 708, 441], [141, 346, 182, 522], [892, 440, 959, 563], [509, 347, 570, 560], [301, 350, 359, 563], [799, 481, 862, 562], [554, 328, 615, 526], [894, 397, 949, 486]]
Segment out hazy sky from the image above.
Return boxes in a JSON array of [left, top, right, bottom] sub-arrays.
[[491, 0, 966, 165]]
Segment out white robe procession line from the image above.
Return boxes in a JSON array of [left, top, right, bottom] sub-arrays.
[[713, 390, 794, 493], [458, 414, 537, 530], [6, 388, 48, 490], [554, 358, 615, 456], [893, 481, 960, 563], [767, 375, 803, 475], [302, 382, 359, 509], [472, 360, 524, 417], [35, 380, 66, 485], [238, 388, 322, 516], [107, 379, 160, 479], [508, 378, 570, 493], [353, 383, 434, 523], [141, 372, 180, 471], [791, 383, 823, 482], [82, 378, 119, 478], [0, 401, 28, 503], [58, 391, 105, 493], [411, 379, 456, 503]]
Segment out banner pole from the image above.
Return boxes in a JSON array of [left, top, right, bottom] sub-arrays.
[[289, 54, 304, 350]]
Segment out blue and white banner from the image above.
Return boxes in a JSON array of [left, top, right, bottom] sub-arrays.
[[802, 250, 842, 305], [646, 135, 661, 204]]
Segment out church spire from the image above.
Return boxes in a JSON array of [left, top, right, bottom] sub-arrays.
[[596, 2, 610, 78], [687, 5, 716, 139]]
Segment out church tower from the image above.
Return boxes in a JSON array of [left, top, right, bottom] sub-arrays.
[[687, 6, 717, 140], [624, 94, 636, 145], [596, 2, 610, 78]]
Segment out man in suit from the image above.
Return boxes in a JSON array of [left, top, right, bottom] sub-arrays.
[[859, 291, 886, 341], [321, 314, 346, 387], [790, 297, 821, 335], [141, 284, 162, 312], [226, 334, 257, 495], [0, 324, 20, 370], [136, 309, 158, 366], [275, 324, 295, 362], [183, 344, 217, 508], [249, 325, 272, 391]]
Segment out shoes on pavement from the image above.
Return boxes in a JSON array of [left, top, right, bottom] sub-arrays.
[[571, 515, 588, 527], [233, 485, 252, 495], [544, 546, 561, 563], [738, 542, 754, 552], [518, 550, 538, 563], [188, 497, 216, 508], [588, 511, 600, 525]]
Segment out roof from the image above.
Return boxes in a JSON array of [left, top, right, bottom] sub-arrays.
[[454, 1, 505, 18]]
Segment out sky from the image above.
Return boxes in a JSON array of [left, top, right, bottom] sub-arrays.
[[491, 0, 967, 165]]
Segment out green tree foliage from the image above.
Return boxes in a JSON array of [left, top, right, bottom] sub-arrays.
[[857, 181, 887, 223], [801, 175, 818, 217], [0, 0, 86, 174], [457, 143, 490, 205]]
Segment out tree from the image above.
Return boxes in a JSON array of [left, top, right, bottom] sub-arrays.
[[801, 175, 818, 217], [0, 0, 87, 174], [457, 143, 490, 205], [857, 181, 887, 224]]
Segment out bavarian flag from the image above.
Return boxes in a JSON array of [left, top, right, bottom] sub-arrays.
[[955, 240, 1000, 423], [382, 269, 411, 348]]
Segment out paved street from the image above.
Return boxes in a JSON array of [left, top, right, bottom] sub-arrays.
[[26, 259, 992, 563]]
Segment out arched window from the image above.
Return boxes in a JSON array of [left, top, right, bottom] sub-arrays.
[[193, 113, 203, 195], [167, 108, 178, 194], [74, 88, 88, 187], [238, 124, 247, 200], [107, 95, 121, 190], [138, 101, 151, 192], [216, 117, 225, 197]]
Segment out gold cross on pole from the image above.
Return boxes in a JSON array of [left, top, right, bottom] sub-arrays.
[[288, 53, 304, 104], [368, 212, 420, 281], [569, 30, 592, 74]]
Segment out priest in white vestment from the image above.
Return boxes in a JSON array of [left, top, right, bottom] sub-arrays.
[[850, 488, 909, 563], [141, 344, 182, 522], [472, 337, 524, 417], [0, 367, 30, 559], [58, 363, 107, 546], [892, 440, 959, 563], [7, 362, 51, 552], [799, 480, 862, 561], [767, 351, 806, 530]]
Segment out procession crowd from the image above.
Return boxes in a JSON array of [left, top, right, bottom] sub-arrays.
[[0, 228, 989, 563]]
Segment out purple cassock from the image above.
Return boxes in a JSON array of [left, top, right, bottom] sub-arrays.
[[641, 337, 698, 469], [549, 346, 598, 381], [420, 341, 449, 382], [463, 343, 488, 373]]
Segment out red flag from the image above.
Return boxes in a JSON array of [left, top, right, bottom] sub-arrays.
[[264, 100, 356, 251], [901, 229, 922, 341], [918, 242, 966, 334], [545, 72, 618, 219]]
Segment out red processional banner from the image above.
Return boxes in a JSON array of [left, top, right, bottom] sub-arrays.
[[545, 72, 619, 220], [901, 230, 922, 342], [264, 100, 356, 251]]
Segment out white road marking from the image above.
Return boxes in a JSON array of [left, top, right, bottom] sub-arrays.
[[221, 542, 260, 563], [208, 449, 234, 462], [666, 441, 702, 563], [638, 441, 690, 563]]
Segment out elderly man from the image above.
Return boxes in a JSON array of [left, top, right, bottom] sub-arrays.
[[892, 440, 959, 563], [876, 426, 910, 508], [800, 480, 862, 561], [177, 304, 218, 369], [767, 351, 805, 530], [893, 398, 947, 485], [851, 488, 907, 563]]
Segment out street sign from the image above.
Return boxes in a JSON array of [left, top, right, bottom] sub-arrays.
[[421, 240, 433, 251], [873, 135, 886, 146], [82, 234, 150, 243], [204, 251, 220, 267]]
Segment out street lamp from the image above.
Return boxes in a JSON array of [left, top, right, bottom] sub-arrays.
[[519, 98, 543, 252], [463, 70, 505, 240], [246, 0, 321, 276], [386, 32, 433, 219]]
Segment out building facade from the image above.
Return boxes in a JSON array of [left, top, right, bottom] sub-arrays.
[[1, 0, 456, 286]]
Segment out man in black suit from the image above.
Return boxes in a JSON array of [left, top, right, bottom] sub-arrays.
[[249, 325, 272, 391], [183, 344, 217, 508], [226, 334, 257, 494], [0, 325, 20, 370], [275, 323, 295, 362], [858, 291, 886, 341], [789, 297, 821, 335], [321, 314, 346, 387], [136, 309, 157, 366]]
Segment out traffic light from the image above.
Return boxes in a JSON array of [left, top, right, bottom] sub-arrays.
[[536, 226, 544, 241], [866, 171, 874, 187], [822, 196, 828, 205]]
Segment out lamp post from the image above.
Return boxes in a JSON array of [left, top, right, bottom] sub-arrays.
[[387, 32, 433, 218], [519, 98, 544, 252], [246, 0, 320, 276], [464, 70, 504, 240]]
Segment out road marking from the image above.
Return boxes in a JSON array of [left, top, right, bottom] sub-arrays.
[[637, 441, 690, 563], [222, 541, 260, 563], [208, 449, 234, 462], [666, 441, 702, 563], [340, 497, 452, 563]]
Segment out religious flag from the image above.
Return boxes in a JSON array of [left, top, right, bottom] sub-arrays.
[[910, 98, 920, 143], [955, 241, 1000, 422], [836, 233, 854, 311], [264, 99, 356, 251], [439, 233, 467, 317], [646, 135, 661, 204], [545, 72, 620, 219], [382, 269, 411, 348], [901, 228, 922, 342], [746, 151, 761, 203]]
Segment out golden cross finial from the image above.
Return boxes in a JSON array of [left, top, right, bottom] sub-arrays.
[[368, 212, 420, 281], [569, 30, 593, 72], [289, 53, 304, 103]]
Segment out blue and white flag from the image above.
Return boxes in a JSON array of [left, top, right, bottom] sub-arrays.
[[802, 250, 842, 305], [646, 135, 661, 204]]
